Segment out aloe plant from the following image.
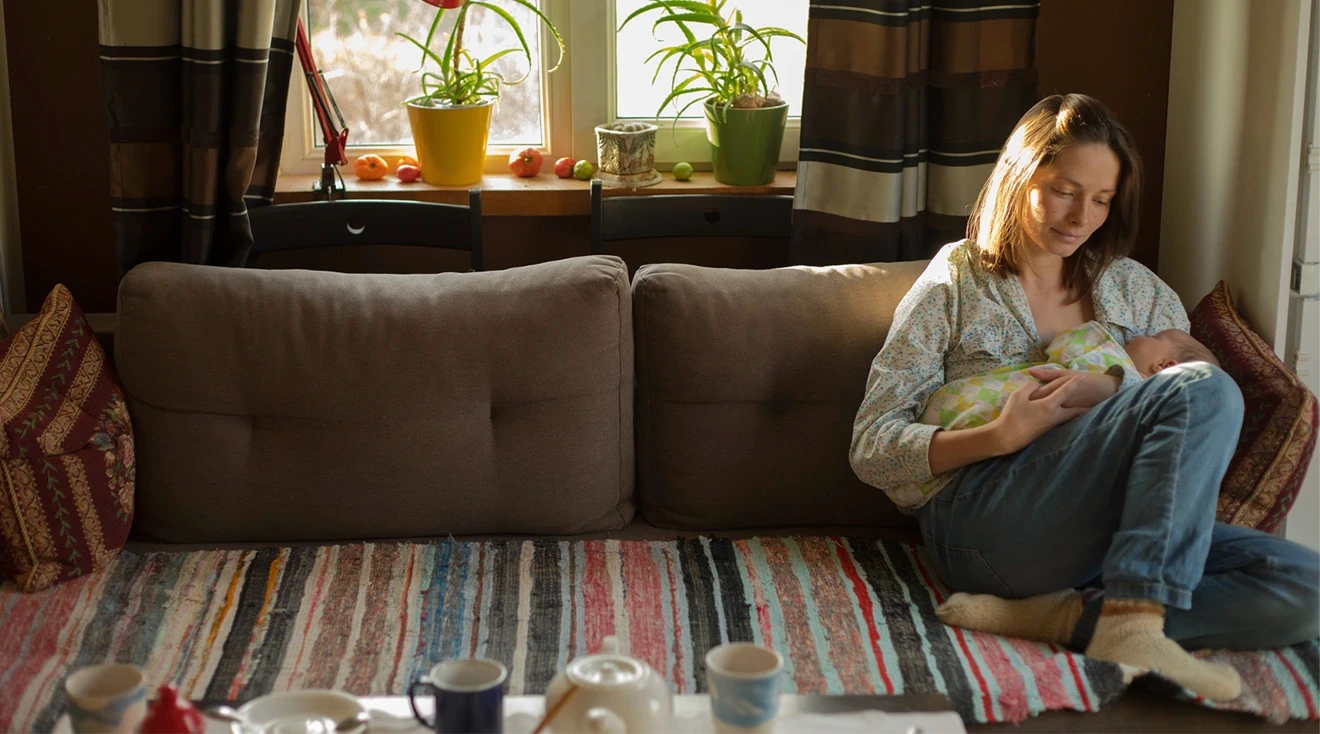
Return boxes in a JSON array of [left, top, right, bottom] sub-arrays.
[[399, 0, 565, 107], [619, 0, 805, 123]]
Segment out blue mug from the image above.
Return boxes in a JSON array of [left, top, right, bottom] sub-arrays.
[[706, 643, 784, 733], [409, 658, 507, 734]]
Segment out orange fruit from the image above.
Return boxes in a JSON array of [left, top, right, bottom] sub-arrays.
[[396, 155, 419, 171], [353, 154, 388, 180]]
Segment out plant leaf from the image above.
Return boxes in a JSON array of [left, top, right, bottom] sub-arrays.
[[653, 13, 724, 34], [755, 26, 806, 44], [397, 32, 450, 76], [732, 23, 771, 59], [419, 7, 447, 71], [465, 0, 533, 85], [479, 47, 521, 68], [498, 0, 567, 72], [618, 0, 717, 31]]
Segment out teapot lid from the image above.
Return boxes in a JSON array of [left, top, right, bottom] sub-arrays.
[[566, 655, 647, 688]]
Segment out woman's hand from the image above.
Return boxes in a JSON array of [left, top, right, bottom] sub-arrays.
[[992, 374, 1089, 454], [1027, 367, 1121, 409]]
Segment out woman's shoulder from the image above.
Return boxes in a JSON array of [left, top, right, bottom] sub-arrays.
[[1096, 256, 1176, 302], [922, 239, 980, 280], [1095, 256, 1187, 334]]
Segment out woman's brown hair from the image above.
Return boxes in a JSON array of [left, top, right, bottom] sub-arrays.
[[966, 94, 1142, 302]]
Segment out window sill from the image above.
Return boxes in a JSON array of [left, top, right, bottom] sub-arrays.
[[272, 171, 797, 217]]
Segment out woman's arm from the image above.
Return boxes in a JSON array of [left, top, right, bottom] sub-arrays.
[[927, 371, 1089, 473], [849, 271, 954, 494]]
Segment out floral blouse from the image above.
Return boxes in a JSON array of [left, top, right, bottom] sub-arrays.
[[850, 239, 1190, 512]]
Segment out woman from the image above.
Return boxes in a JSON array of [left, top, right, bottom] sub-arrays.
[[850, 94, 1319, 701]]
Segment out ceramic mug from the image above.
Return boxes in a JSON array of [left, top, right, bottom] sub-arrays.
[[705, 643, 784, 733], [64, 663, 148, 734], [409, 658, 507, 734]]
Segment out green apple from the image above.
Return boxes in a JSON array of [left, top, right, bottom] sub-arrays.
[[573, 160, 594, 181], [672, 161, 694, 181]]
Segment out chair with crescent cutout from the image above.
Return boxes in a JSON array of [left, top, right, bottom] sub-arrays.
[[245, 191, 484, 271]]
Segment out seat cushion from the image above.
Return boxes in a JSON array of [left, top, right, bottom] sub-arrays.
[[632, 261, 928, 530], [116, 256, 634, 543], [0, 285, 134, 591], [1189, 280, 1318, 533]]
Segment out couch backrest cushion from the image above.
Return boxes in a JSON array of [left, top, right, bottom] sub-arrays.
[[632, 260, 928, 530], [116, 256, 634, 543]]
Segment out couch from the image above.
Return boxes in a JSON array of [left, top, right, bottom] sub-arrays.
[[108, 255, 1303, 732]]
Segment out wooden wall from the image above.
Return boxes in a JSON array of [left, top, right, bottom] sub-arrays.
[[4, 0, 1175, 313]]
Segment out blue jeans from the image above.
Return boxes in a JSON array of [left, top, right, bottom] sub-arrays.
[[917, 363, 1320, 650]]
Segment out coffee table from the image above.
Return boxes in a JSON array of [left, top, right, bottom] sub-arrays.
[[56, 693, 963, 733]]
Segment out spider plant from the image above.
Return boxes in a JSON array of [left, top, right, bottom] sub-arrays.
[[618, 0, 804, 124], [399, 0, 565, 107]]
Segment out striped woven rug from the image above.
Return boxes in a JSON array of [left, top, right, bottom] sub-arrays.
[[2, 538, 1316, 731]]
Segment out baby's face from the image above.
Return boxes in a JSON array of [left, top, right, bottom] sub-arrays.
[[1125, 330, 1218, 378]]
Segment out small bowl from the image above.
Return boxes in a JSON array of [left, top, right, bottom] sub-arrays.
[[237, 691, 365, 734]]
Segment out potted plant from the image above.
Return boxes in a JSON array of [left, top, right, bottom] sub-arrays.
[[619, 0, 804, 186], [399, 0, 564, 185], [595, 121, 662, 187]]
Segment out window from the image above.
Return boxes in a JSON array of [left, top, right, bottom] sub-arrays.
[[281, 0, 808, 175], [306, 0, 545, 146], [613, 0, 808, 120]]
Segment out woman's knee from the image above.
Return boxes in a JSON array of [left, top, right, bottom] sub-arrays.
[[1143, 362, 1244, 420]]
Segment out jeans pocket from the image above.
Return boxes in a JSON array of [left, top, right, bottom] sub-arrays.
[[922, 530, 1014, 598]]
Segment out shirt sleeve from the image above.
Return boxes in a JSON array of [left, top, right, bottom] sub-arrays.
[[849, 265, 953, 496]]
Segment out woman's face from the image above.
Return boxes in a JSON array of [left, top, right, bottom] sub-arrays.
[[1020, 143, 1121, 259]]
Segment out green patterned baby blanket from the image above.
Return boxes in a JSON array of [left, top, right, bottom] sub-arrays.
[[919, 320, 1133, 430]]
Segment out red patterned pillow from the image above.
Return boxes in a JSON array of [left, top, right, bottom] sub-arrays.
[[1189, 281, 1317, 533], [0, 285, 134, 591]]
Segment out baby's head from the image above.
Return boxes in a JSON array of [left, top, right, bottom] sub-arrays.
[[1125, 329, 1219, 378]]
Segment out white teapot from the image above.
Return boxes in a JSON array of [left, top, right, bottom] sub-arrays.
[[542, 636, 674, 733]]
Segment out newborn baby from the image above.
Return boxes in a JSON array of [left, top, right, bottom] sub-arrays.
[[918, 321, 1218, 432]]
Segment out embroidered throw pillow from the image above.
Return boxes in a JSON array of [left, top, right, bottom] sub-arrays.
[[0, 285, 134, 591], [1189, 280, 1318, 533]]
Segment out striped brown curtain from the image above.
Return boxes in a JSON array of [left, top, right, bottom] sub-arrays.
[[98, 0, 301, 271], [791, 0, 1040, 265]]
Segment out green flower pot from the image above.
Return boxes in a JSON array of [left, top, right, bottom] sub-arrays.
[[703, 101, 788, 186]]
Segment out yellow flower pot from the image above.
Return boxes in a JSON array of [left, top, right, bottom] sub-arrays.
[[406, 100, 494, 186]]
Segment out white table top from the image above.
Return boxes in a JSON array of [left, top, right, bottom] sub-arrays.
[[56, 694, 966, 734]]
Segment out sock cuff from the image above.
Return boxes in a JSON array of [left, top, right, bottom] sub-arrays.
[[1100, 598, 1165, 617]]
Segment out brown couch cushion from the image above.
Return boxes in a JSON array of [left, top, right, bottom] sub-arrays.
[[0, 285, 134, 591], [632, 260, 928, 530], [1189, 280, 1318, 533], [116, 257, 634, 543]]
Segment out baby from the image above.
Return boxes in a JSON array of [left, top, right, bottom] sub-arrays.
[[1125, 329, 1220, 379], [918, 321, 1219, 432]]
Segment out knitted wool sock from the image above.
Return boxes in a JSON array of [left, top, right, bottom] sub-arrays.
[[1085, 599, 1241, 701], [936, 590, 1084, 645]]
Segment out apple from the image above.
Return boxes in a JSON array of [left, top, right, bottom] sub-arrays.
[[508, 147, 543, 177], [554, 157, 576, 178], [573, 160, 594, 181], [396, 164, 421, 183], [422, 0, 464, 8], [672, 161, 694, 181]]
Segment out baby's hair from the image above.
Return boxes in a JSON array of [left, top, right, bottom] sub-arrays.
[[1168, 331, 1220, 368]]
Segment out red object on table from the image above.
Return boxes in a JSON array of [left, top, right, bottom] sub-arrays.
[[138, 685, 204, 734]]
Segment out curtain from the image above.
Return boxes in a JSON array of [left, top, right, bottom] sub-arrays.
[[98, 0, 301, 271], [791, 0, 1040, 265]]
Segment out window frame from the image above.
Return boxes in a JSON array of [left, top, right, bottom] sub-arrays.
[[280, 0, 800, 176]]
